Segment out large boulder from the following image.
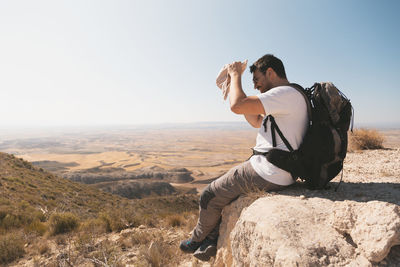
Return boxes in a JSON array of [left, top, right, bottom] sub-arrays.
[[215, 193, 400, 266]]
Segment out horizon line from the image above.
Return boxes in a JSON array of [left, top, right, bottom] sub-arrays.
[[0, 121, 400, 130]]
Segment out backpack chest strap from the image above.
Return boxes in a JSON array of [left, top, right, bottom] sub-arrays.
[[252, 149, 269, 156]]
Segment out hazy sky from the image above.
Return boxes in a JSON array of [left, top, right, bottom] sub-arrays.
[[1, 0, 399, 127]]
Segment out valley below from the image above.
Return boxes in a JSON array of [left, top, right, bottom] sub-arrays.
[[1, 124, 399, 200], [0, 124, 257, 199]]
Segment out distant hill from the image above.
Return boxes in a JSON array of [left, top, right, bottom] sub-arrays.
[[0, 152, 126, 219], [61, 166, 195, 184], [94, 180, 176, 199], [0, 153, 198, 220], [0, 152, 199, 266]]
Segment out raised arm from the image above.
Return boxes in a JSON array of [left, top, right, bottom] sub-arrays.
[[227, 62, 266, 121], [244, 114, 263, 128]]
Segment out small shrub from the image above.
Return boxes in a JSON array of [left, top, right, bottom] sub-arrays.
[[48, 212, 79, 235], [0, 209, 46, 232], [30, 210, 47, 223], [98, 213, 113, 233], [349, 128, 385, 150], [146, 242, 162, 267], [0, 232, 25, 264], [130, 231, 153, 245], [166, 214, 185, 227], [0, 211, 7, 221], [89, 240, 123, 267], [0, 213, 22, 230], [140, 214, 157, 227], [25, 220, 47, 236], [141, 238, 179, 267], [98, 210, 140, 232], [79, 218, 108, 234], [74, 232, 96, 255]]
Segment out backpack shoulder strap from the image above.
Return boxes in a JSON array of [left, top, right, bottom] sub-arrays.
[[289, 83, 313, 122], [261, 83, 311, 153], [263, 115, 294, 152]]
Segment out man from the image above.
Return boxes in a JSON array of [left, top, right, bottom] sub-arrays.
[[180, 54, 308, 261]]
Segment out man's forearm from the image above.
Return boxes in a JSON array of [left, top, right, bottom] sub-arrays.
[[229, 74, 263, 127]]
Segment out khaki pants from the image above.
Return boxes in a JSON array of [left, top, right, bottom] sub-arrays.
[[191, 160, 286, 242]]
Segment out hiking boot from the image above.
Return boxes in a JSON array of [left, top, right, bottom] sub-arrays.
[[179, 238, 202, 254], [193, 238, 217, 261]]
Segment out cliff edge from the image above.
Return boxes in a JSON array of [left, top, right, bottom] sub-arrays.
[[214, 150, 400, 266], [215, 194, 400, 266]]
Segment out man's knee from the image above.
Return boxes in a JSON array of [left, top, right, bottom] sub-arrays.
[[200, 184, 216, 210]]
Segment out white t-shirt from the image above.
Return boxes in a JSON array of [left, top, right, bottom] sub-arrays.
[[249, 85, 308, 185]]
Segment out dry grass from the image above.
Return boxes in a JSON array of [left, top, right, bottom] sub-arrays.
[[74, 232, 97, 256], [0, 152, 200, 265], [349, 128, 385, 151], [166, 214, 185, 227], [0, 153, 131, 235], [141, 238, 181, 267], [182, 212, 199, 233], [48, 212, 79, 235], [25, 220, 47, 236], [0, 231, 25, 265], [79, 218, 109, 235], [86, 239, 124, 267], [145, 241, 163, 267], [130, 231, 154, 246]]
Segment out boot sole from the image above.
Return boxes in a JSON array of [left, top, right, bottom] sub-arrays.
[[193, 245, 217, 261]]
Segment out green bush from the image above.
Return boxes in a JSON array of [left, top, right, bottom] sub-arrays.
[[0, 233, 25, 264], [48, 212, 79, 235]]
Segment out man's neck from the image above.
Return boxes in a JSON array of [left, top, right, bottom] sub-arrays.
[[261, 79, 290, 93], [272, 79, 290, 88]]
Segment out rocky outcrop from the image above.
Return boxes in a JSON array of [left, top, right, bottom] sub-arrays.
[[63, 166, 194, 184], [94, 180, 176, 199], [215, 191, 400, 266]]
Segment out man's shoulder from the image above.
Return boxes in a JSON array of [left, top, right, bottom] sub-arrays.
[[258, 85, 307, 112], [260, 85, 300, 98]]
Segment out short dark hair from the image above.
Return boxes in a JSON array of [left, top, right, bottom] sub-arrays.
[[249, 54, 287, 79]]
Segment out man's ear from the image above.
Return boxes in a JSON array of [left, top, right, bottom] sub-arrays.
[[267, 68, 277, 79]]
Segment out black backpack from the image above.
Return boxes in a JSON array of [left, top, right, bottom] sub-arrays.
[[262, 82, 353, 190]]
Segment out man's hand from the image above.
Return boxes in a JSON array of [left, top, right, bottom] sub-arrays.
[[227, 61, 245, 77]]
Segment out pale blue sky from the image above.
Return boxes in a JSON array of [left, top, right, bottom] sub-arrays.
[[0, 0, 399, 127]]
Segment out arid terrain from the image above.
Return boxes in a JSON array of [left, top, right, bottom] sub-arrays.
[[0, 123, 259, 196], [1, 124, 399, 195], [0, 124, 399, 266]]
